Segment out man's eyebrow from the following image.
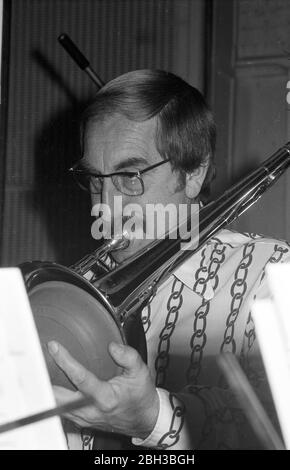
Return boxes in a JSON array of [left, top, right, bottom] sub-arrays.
[[113, 157, 148, 171], [76, 156, 149, 173], [78, 160, 100, 173]]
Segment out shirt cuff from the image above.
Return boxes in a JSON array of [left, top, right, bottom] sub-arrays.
[[131, 388, 187, 449]]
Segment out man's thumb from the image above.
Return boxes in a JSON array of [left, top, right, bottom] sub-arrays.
[[108, 342, 143, 376]]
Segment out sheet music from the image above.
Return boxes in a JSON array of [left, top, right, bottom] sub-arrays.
[[0, 268, 67, 449], [252, 263, 290, 450]]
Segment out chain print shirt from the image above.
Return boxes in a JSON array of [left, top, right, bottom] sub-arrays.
[[132, 229, 290, 449]]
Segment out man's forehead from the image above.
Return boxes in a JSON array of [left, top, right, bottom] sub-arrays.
[[85, 115, 157, 144], [83, 116, 159, 168]]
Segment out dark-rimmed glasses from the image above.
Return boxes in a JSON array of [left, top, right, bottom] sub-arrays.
[[68, 158, 170, 196]]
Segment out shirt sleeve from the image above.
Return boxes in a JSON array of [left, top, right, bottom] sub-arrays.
[[132, 387, 195, 450], [132, 368, 279, 450], [131, 386, 244, 449]]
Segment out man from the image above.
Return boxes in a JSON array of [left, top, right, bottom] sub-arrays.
[[48, 70, 289, 449]]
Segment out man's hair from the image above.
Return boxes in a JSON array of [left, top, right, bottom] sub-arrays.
[[81, 69, 216, 202]]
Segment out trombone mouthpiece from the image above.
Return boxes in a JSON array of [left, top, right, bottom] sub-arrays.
[[107, 233, 130, 252], [70, 231, 131, 276]]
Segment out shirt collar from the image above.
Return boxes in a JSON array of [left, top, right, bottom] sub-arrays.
[[174, 243, 215, 300], [173, 229, 252, 301]]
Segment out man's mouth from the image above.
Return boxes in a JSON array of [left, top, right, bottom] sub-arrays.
[[96, 215, 146, 241]]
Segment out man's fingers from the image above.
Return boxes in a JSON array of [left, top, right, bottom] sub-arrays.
[[48, 341, 103, 396]]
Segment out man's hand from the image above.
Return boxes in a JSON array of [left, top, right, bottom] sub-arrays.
[[48, 341, 159, 440]]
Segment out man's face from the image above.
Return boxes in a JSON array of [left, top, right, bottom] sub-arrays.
[[83, 115, 192, 263]]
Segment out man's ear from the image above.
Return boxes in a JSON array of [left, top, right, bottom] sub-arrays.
[[185, 159, 209, 200]]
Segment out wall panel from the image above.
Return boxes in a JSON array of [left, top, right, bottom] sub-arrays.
[[212, 0, 290, 240]]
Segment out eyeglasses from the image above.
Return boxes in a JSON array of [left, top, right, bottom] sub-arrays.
[[68, 158, 170, 196]]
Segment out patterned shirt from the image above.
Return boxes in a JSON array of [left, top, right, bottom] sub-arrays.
[[131, 229, 290, 449]]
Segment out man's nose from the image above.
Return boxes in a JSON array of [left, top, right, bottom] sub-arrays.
[[91, 178, 118, 208], [90, 178, 113, 207], [90, 190, 101, 208], [100, 177, 116, 206]]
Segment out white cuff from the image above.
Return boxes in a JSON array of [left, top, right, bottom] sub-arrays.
[[131, 388, 187, 449]]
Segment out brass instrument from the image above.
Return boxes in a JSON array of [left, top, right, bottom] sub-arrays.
[[20, 141, 290, 449]]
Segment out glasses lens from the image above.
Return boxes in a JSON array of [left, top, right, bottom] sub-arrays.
[[73, 172, 102, 194], [113, 174, 143, 196]]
